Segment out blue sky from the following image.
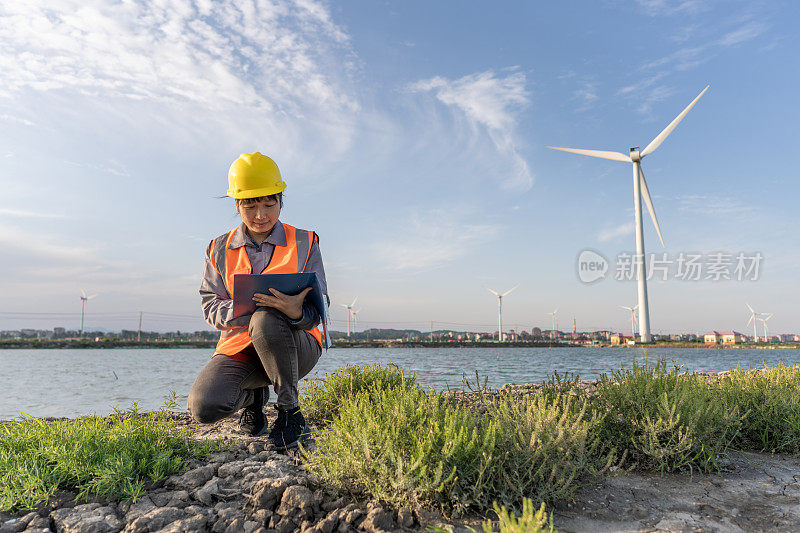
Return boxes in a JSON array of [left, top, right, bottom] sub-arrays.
[[0, 0, 797, 335]]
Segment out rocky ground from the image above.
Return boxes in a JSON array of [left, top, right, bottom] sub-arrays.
[[3, 400, 800, 533]]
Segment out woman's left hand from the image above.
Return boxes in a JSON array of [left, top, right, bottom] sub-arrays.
[[253, 287, 312, 321]]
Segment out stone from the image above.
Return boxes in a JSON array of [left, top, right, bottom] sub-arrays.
[[123, 507, 185, 533], [168, 465, 215, 489], [243, 520, 260, 533], [51, 503, 122, 533], [24, 516, 50, 531], [206, 452, 235, 464], [396, 507, 414, 529], [223, 518, 244, 533], [359, 508, 394, 533], [249, 509, 273, 525], [149, 491, 173, 507], [276, 485, 314, 521], [278, 485, 314, 510], [322, 497, 349, 512], [155, 514, 208, 533], [166, 490, 190, 508], [274, 517, 297, 533], [316, 513, 340, 533], [1, 511, 37, 533], [194, 477, 222, 506], [247, 441, 266, 454], [342, 507, 364, 525], [249, 478, 292, 510]]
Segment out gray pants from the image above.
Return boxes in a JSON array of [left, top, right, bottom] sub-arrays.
[[188, 308, 322, 423]]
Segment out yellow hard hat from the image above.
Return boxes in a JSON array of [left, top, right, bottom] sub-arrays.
[[227, 152, 287, 199]]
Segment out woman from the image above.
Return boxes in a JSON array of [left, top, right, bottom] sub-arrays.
[[188, 152, 327, 451]]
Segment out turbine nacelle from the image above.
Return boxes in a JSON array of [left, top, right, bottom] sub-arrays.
[[629, 147, 641, 163]]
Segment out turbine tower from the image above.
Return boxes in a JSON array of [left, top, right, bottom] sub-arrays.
[[549, 85, 710, 343], [340, 297, 358, 338], [79, 289, 97, 336], [746, 304, 760, 342], [619, 305, 639, 338], [486, 286, 518, 341], [548, 309, 558, 340]]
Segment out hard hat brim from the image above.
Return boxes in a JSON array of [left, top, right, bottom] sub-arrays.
[[227, 182, 287, 199]]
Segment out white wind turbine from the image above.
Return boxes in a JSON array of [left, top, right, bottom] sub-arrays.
[[758, 313, 774, 342], [746, 304, 761, 342], [340, 297, 358, 338], [79, 288, 97, 336], [485, 286, 518, 341], [548, 308, 558, 340], [619, 305, 639, 337], [549, 85, 710, 343], [352, 309, 361, 330]]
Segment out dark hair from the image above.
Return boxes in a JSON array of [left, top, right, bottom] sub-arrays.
[[235, 192, 283, 207]]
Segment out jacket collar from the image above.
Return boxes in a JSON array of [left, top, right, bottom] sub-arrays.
[[229, 221, 286, 249]]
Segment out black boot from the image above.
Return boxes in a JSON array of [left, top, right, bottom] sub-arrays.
[[239, 387, 268, 436], [268, 406, 310, 451]]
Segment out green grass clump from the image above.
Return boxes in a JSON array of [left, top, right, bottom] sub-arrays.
[[304, 382, 605, 515], [480, 499, 554, 533], [592, 359, 741, 473], [301, 362, 416, 421], [0, 402, 219, 512], [717, 363, 800, 454]]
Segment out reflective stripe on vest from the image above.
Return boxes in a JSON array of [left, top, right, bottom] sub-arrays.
[[211, 223, 323, 354]]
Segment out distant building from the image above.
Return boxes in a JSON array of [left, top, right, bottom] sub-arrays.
[[719, 331, 746, 345], [704, 332, 721, 345], [611, 333, 636, 345], [531, 327, 542, 336]]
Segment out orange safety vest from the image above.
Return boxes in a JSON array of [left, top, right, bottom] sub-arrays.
[[207, 223, 324, 354]]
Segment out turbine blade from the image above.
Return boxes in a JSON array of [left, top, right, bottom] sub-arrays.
[[547, 146, 631, 163], [746, 303, 754, 313], [501, 285, 519, 297], [485, 287, 499, 296], [639, 166, 665, 247], [80, 288, 87, 298], [339, 304, 349, 309], [350, 296, 358, 307], [747, 315, 754, 326], [641, 85, 710, 157], [87, 294, 98, 300]]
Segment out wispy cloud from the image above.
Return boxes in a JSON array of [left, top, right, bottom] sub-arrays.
[[0, 208, 66, 219], [373, 207, 502, 271], [676, 194, 754, 216], [408, 69, 533, 190], [572, 80, 599, 112], [633, 0, 710, 16], [598, 222, 635, 242], [619, 13, 769, 115], [0, 0, 362, 168]]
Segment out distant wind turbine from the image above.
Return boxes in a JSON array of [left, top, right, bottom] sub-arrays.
[[746, 304, 761, 342], [758, 313, 774, 342], [548, 85, 710, 343], [486, 286, 518, 341], [548, 309, 559, 340], [340, 297, 358, 338], [79, 289, 97, 336], [619, 305, 639, 337]]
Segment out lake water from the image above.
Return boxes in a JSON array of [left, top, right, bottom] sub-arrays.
[[2, 346, 798, 419]]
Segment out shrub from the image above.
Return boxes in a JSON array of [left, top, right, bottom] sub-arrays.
[[717, 364, 800, 454], [0, 401, 220, 512], [301, 363, 416, 421], [593, 359, 741, 473], [305, 383, 605, 515]]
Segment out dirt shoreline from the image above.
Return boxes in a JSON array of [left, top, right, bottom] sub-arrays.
[[3, 400, 800, 532]]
